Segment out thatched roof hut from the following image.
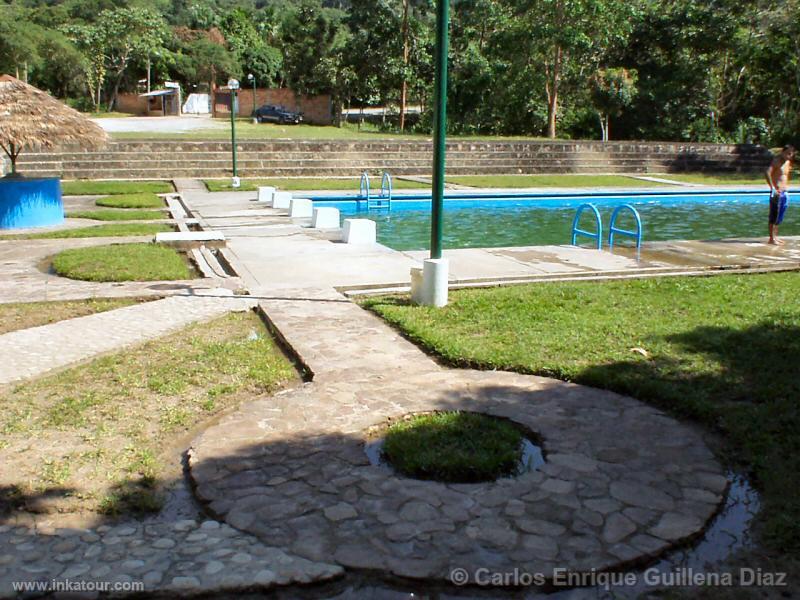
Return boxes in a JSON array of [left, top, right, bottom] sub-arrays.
[[0, 74, 108, 176]]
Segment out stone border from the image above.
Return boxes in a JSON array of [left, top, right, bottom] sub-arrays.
[[188, 369, 727, 587]]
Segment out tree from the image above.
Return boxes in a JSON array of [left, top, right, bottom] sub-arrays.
[[281, 0, 350, 116], [62, 23, 107, 111], [219, 7, 283, 86], [98, 8, 170, 110], [590, 68, 637, 141], [510, 0, 637, 138], [33, 32, 87, 100], [174, 36, 240, 93], [0, 10, 44, 82], [63, 7, 169, 111]]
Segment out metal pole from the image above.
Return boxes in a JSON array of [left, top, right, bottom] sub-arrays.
[[430, 0, 450, 259], [230, 90, 238, 179], [252, 77, 257, 115]]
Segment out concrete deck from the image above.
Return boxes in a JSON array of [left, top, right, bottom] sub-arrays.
[[182, 188, 799, 294]]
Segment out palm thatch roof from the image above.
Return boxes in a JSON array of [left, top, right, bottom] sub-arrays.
[[0, 74, 108, 175]]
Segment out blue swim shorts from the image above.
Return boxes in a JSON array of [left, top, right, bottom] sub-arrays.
[[770, 191, 789, 225]]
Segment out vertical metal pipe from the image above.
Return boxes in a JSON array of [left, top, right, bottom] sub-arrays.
[[230, 90, 238, 179], [429, 0, 450, 259]]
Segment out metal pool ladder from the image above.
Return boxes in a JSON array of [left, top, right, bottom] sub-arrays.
[[571, 203, 603, 250], [608, 204, 642, 250], [357, 171, 392, 210]]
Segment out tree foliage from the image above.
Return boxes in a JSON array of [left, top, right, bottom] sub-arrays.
[[0, 0, 797, 143]]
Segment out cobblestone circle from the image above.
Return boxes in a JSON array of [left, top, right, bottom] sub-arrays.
[[189, 368, 727, 585]]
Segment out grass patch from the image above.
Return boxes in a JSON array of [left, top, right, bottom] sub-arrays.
[[363, 273, 800, 553], [382, 411, 523, 483], [95, 193, 165, 209], [0, 311, 298, 514], [112, 121, 551, 142], [62, 181, 173, 196], [204, 177, 425, 192], [66, 209, 166, 222], [52, 243, 193, 282], [446, 174, 671, 188], [0, 298, 145, 335], [651, 172, 796, 186], [0, 223, 172, 240], [84, 111, 135, 119]]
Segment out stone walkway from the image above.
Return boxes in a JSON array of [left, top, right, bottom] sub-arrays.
[[0, 515, 341, 598], [0, 295, 252, 385], [189, 297, 726, 586], [181, 187, 728, 589]]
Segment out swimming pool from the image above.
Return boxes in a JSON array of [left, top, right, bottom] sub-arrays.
[[312, 190, 797, 251]]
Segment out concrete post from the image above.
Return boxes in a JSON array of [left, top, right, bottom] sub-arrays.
[[411, 259, 449, 307]]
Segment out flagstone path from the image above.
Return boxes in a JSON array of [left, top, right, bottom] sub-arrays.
[[183, 189, 728, 587]]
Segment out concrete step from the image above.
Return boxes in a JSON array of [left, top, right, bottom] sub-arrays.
[[17, 158, 708, 171], [21, 165, 672, 180], [20, 148, 771, 162]]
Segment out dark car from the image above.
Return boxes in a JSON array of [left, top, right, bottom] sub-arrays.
[[254, 104, 303, 125]]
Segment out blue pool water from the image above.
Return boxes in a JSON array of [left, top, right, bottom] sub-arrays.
[[311, 190, 796, 251]]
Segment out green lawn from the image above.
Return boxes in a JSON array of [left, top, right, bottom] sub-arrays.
[[111, 121, 549, 142], [66, 209, 166, 221], [204, 177, 426, 192], [364, 273, 800, 553], [0, 311, 297, 514], [652, 173, 768, 185], [446, 174, 672, 188], [0, 223, 172, 240], [52, 243, 194, 282], [84, 111, 135, 119], [382, 411, 524, 483], [95, 193, 166, 209], [62, 181, 173, 196]]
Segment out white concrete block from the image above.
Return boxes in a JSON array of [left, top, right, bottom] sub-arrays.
[[155, 231, 226, 249], [272, 191, 292, 209], [257, 186, 276, 203], [311, 207, 340, 229], [342, 219, 376, 244], [411, 259, 449, 307], [289, 198, 314, 218], [410, 267, 424, 304]]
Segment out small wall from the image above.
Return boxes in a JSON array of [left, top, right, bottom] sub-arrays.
[[0, 177, 63, 229], [214, 88, 332, 125], [116, 93, 148, 116]]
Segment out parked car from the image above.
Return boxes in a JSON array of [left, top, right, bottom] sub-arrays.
[[254, 104, 303, 125]]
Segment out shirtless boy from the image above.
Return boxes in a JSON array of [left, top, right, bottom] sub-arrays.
[[765, 144, 796, 245]]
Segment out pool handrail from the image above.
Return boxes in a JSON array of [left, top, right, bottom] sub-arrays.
[[381, 172, 393, 201], [358, 172, 370, 207], [608, 204, 642, 249], [571, 203, 603, 250]]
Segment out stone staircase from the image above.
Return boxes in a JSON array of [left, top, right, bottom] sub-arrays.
[[14, 140, 772, 180]]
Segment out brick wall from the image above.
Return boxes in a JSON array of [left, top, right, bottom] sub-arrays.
[[116, 93, 147, 115], [214, 88, 332, 125]]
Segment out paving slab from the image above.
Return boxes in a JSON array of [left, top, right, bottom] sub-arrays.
[[0, 295, 253, 385]]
